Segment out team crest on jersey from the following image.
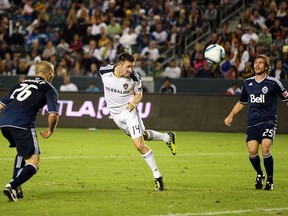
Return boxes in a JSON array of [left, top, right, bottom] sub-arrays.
[[262, 86, 268, 94], [123, 83, 128, 90]]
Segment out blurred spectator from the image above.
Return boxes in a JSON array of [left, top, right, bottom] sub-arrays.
[[225, 83, 242, 95], [251, 9, 266, 31], [140, 40, 160, 62], [257, 26, 273, 51], [159, 77, 177, 94], [106, 17, 122, 38], [220, 52, 232, 78], [59, 76, 78, 92], [180, 57, 195, 78], [193, 52, 206, 72], [135, 18, 150, 35], [63, 18, 77, 44], [119, 27, 137, 53], [16, 59, 29, 75], [194, 63, 213, 78], [49, 7, 66, 30], [265, 11, 277, 29], [273, 32, 285, 50], [42, 40, 56, 60], [151, 62, 163, 78], [241, 26, 258, 46], [69, 33, 83, 54], [56, 38, 69, 58], [152, 23, 169, 50], [162, 59, 181, 78], [0, 0, 10, 14], [238, 61, 254, 79], [202, 2, 218, 31], [177, 8, 189, 31], [239, 8, 252, 32], [86, 82, 100, 92], [187, 9, 203, 38], [71, 60, 85, 77], [168, 25, 182, 56], [269, 19, 285, 40], [10, 26, 25, 46], [217, 23, 231, 47], [27, 56, 41, 76], [86, 63, 98, 77], [270, 59, 287, 80], [276, 1, 287, 18]]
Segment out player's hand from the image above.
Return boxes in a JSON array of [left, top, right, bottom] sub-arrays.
[[224, 116, 233, 126], [40, 129, 53, 139], [127, 102, 136, 112]]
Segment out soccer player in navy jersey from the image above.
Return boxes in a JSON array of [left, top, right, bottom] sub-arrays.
[[99, 52, 176, 191], [224, 54, 288, 190], [0, 61, 59, 201]]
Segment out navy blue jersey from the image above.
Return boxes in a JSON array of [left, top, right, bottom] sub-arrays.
[[239, 75, 288, 126], [0, 77, 58, 129]]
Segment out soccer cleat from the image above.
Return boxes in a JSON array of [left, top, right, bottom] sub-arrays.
[[3, 184, 18, 201], [16, 186, 24, 199], [255, 174, 265, 189], [154, 176, 164, 191], [166, 132, 176, 155], [264, 182, 274, 190]]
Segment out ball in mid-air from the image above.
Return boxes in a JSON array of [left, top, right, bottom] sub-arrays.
[[204, 44, 226, 65]]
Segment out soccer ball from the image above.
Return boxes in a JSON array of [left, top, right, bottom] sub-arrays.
[[204, 44, 226, 65]]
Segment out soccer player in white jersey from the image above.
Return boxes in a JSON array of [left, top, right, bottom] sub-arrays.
[[99, 52, 176, 191], [224, 54, 288, 190]]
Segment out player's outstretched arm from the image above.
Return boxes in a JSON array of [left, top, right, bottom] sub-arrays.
[[40, 112, 59, 139], [224, 102, 245, 126]]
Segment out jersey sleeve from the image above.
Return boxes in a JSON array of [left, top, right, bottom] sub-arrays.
[[45, 88, 59, 114], [275, 80, 288, 101], [0, 84, 18, 106], [239, 83, 248, 104], [131, 72, 143, 94]]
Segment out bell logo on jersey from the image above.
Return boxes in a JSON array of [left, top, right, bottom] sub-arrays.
[[250, 94, 265, 103]]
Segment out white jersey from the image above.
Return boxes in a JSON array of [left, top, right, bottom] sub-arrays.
[[99, 64, 143, 115]]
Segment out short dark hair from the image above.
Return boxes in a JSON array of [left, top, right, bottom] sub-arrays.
[[118, 52, 135, 63]]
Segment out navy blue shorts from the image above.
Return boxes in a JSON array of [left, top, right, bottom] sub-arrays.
[[1, 127, 40, 157], [246, 123, 277, 143]]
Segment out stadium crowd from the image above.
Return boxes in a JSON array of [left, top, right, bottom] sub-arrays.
[[0, 0, 288, 80]]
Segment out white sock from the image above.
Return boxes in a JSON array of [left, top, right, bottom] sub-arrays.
[[146, 130, 169, 142], [142, 149, 161, 178]]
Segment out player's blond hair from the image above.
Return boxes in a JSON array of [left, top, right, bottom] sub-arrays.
[[255, 54, 271, 72]]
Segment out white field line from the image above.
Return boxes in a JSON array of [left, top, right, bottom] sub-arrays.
[[0, 152, 288, 161], [0, 152, 248, 161], [153, 207, 288, 216]]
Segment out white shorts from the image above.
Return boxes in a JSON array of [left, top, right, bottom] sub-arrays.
[[111, 109, 145, 139]]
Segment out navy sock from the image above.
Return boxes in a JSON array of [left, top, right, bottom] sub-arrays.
[[12, 155, 25, 179], [249, 154, 263, 176], [10, 164, 37, 189], [263, 153, 274, 183]]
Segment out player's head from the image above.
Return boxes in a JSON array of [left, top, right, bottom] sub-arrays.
[[116, 52, 135, 77], [253, 54, 271, 75], [36, 61, 55, 83]]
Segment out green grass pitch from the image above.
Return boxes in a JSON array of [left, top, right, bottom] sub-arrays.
[[0, 128, 288, 216]]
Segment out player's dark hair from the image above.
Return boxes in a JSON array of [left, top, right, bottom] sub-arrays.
[[118, 52, 135, 63], [255, 54, 271, 72]]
